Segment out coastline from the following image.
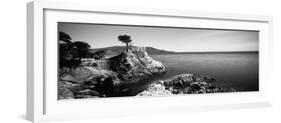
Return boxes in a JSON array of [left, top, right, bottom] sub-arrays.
[[58, 47, 237, 99]]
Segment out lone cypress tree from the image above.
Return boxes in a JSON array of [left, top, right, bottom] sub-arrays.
[[118, 35, 132, 52]]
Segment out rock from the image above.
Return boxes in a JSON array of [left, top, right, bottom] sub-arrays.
[[138, 74, 235, 96], [163, 74, 194, 88], [109, 47, 166, 81], [76, 89, 100, 96], [60, 67, 93, 83], [137, 82, 173, 96], [58, 81, 75, 99], [165, 74, 235, 94], [74, 95, 98, 99], [188, 82, 203, 93], [76, 89, 92, 95]]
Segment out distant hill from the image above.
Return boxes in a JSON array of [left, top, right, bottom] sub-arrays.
[[89, 46, 176, 55], [145, 47, 176, 54]]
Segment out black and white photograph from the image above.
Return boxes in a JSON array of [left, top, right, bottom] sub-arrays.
[[58, 22, 259, 100]]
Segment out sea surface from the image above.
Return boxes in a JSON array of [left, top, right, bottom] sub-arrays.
[[149, 52, 259, 92]]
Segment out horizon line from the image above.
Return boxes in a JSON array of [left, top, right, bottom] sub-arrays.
[[90, 45, 258, 53]]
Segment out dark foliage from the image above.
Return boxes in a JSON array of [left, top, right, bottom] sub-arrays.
[[59, 32, 72, 43], [72, 41, 91, 60], [59, 32, 91, 68]]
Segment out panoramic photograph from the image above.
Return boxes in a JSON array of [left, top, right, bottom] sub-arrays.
[[58, 22, 259, 100]]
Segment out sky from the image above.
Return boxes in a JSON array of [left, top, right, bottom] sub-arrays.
[[58, 22, 259, 52]]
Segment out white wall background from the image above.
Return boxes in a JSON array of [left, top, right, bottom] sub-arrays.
[[0, 0, 280, 123]]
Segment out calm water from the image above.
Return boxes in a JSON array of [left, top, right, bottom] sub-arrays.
[[150, 53, 259, 92]]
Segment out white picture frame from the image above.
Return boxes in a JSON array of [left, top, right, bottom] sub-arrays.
[[27, 0, 273, 122]]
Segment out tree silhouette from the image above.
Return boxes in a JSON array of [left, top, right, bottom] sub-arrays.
[[72, 41, 91, 61], [118, 35, 132, 52], [59, 32, 72, 44], [59, 31, 91, 68]]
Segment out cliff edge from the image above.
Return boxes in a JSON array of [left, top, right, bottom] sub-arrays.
[[58, 47, 166, 99]]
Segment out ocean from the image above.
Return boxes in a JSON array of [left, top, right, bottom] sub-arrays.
[[150, 52, 259, 92]]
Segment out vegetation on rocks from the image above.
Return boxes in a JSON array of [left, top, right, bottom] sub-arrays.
[[137, 74, 235, 96]]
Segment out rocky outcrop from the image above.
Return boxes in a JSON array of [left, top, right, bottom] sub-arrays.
[[109, 47, 166, 80], [58, 81, 75, 99], [58, 47, 166, 99], [137, 74, 235, 96], [137, 81, 173, 96]]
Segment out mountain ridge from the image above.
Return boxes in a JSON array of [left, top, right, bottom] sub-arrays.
[[89, 46, 176, 55]]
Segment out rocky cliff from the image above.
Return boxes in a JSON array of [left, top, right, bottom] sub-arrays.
[[109, 47, 166, 80], [58, 47, 166, 99]]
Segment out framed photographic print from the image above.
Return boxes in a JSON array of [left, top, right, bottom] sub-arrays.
[[27, 0, 273, 122]]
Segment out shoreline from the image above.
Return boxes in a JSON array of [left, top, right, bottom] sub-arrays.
[[59, 47, 238, 99], [137, 73, 236, 96]]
